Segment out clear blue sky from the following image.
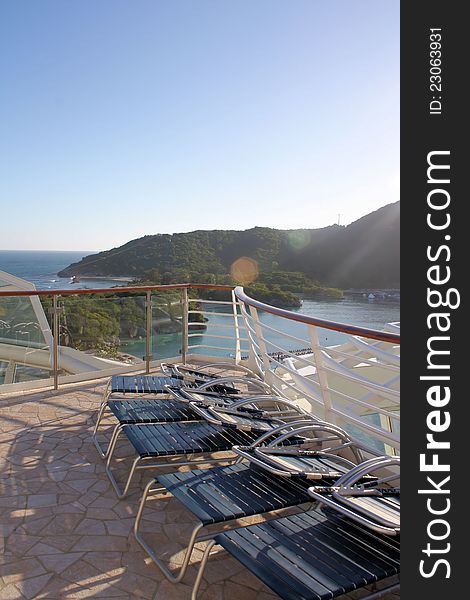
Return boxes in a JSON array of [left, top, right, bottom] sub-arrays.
[[0, 0, 399, 251]]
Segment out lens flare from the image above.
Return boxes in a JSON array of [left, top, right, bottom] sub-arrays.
[[230, 257, 259, 284], [287, 230, 311, 252]]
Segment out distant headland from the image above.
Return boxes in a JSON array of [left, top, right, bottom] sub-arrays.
[[58, 202, 399, 308]]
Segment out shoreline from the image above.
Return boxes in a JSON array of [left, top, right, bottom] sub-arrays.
[[58, 275, 134, 282]]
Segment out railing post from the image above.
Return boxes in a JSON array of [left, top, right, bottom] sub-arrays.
[[181, 287, 189, 364], [238, 301, 263, 378], [308, 325, 336, 424], [145, 291, 153, 374], [231, 289, 241, 364], [52, 295, 60, 390], [250, 306, 271, 377], [4, 361, 16, 385]]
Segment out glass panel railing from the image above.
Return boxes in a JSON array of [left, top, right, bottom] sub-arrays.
[[187, 291, 249, 360], [0, 293, 53, 388], [0, 295, 50, 348], [151, 290, 183, 361], [0, 284, 246, 390], [0, 360, 8, 384], [237, 293, 400, 456], [58, 293, 147, 376], [11, 364, 52, 383]]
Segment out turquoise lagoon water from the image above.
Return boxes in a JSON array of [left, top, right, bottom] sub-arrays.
[[120, 297, 400, 361]]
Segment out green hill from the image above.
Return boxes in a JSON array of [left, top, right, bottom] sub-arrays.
[[58, 202, 399, 291]]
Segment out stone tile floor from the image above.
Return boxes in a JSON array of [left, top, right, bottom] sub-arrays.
[[0, 376, 400, 599]]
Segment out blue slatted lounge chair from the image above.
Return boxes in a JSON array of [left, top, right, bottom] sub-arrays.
[[231, 421, 367, 479], [163, 361, 258, 379], [94, 386, 298, 459], [308, 456, 400, 536], [104, 362, 266, 404], [134, 462, 314, 583], [105, 409, 309, 498], [192, 509, 400, 600], [162, 362, 270, 396], [94, 387, 238, 459], [133, 421, 367, 583], [93, 397, 203, 459], [187, 400, 312, 433], [171, 388, 309, 422], [94, 372, 271, 458], [103, 372, 242, 403]]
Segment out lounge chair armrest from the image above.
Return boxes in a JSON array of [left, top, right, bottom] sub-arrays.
[[173, 362, 256, 379], [187, 402, 222, 425], [232, 445, 293, 476], [234, 445, 354, 480], [164, 386, 194, 403], [335, 486, 400, 497], [307, 487, 400, 536], [268, 422, 350, 446], [160, 363, 173, 376], [334, 456, 400, 489], [267, 422, 364, 464], [230, 396, 305, 414], [195, 376, 270, 393], [249, 419, 318, 446], [197, 361, 257, 376], [173, 387, 240, 407]]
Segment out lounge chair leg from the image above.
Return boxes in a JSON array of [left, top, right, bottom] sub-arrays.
[[105, 425, 140, 498], [93, 401, 108, 433], [94, 421, 124, 460], [106, 454, 142, 498], [191, 540, 216, 600], [92, 404, 120, 458], [134, 481, 204, 583], [363, 581, 400, 600], [104, 419, 124, 461], [102, 378, 112, 404]]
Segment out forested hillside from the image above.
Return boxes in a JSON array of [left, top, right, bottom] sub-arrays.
[[59, 202, 399, 291]]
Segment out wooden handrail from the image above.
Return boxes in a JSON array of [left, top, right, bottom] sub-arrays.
[[234, 286, 400, 344], [0, 283, 234, 297], [0, 282, 400, 344]]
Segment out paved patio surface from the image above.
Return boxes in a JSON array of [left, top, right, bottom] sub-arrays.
[[0, 376, 400, 599]]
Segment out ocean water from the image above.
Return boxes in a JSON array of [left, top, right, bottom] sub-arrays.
[[0, 250, 129, 290]]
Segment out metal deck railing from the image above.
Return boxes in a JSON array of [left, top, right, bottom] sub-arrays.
[[0, 282, 400, 455]]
